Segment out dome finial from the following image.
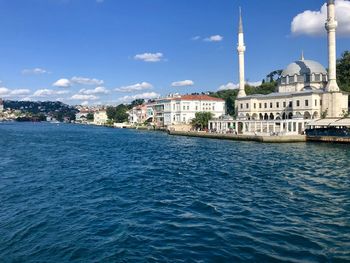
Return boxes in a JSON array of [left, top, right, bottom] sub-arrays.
[[301, 50, 305, 61]]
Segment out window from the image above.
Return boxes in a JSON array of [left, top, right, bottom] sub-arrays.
[[212, 106, 215, 111], [305, 100, 309, 107], [254, 103, 256, 109], [195, 106, 198, 110], [240, 104, 243, 109], [173, 104, 175, 110], [187, 106, 189, 110], [315, 99, 317, 106], [276, 102, 280, 108], [283, 102, 286, 107], [259, 103, 262, 109], [289, 101, 292, 107], [270, 103, 273, 108], [320, 100, 323, 106], [183, 106, 186, 110], [264, 103, 267, 108], [246, 103, 249, 109], [296, 100, 300, 107]]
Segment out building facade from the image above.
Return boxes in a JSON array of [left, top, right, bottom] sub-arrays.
[[212, 0, 348, 135], [128, 104, 148, 125], [93, 110, 108, 126], [151, 94, 225, 127]]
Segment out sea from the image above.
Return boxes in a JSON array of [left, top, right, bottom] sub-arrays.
[[0, 122, 349, 262]]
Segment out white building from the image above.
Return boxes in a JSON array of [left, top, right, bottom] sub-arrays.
[[93, 110, 108, 126], [212, 1, 348, 135], [0, 98, 3, 112], [153, 94, 226, 127], [128, 104, 148, 125]]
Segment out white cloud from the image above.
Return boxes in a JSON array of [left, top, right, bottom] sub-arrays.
[[71, 94, 99, 101], [115, 82, 153, 93], [71, 76, 104, 86], [291, 0, 350, 36], [218, 81, 262, 91], [53, 78, 71, 88], [10, 89, 31, 96], [33, 89, 69, 97], [118, 92, 160, 103], [218, 82, 239, 91], [0, 87, 31, 97], [204, 35, 223, 42], [52, 76, 104, 88], [81, 101, 89, 106], [192, 36, 201, 41], [171, 80, 194, 87], [134, 52, 164, 62], [22, 68, 50, 75], [0, 87, 11, 96], [79, 86, 109, 95]]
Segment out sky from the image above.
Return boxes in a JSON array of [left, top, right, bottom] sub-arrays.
[[0, 0, 349, 105]]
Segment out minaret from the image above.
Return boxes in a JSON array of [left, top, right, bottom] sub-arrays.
[[325, 0, 340, 92], [237, 7, 246, 98]]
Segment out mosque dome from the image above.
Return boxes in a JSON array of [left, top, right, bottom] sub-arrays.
[[281, 59, 327, 77]]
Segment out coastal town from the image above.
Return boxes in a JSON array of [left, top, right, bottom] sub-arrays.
[[1, 0, 349, 142]]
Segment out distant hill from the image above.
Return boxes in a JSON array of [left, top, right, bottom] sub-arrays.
[[3, 100, 78, 121]]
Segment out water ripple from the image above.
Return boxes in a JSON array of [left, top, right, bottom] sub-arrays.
[[0, 123, 349, 262]]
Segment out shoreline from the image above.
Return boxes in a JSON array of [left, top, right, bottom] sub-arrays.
[[167, 130, 307, 143]]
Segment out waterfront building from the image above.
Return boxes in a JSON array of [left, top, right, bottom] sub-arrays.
[[152, 94, 225, 127], [75, 110, 91, 123], [211, 0, 349, 135], [128, 104, 148, 125], [0, 98, 4, 112], [93, 109, 108, 126]]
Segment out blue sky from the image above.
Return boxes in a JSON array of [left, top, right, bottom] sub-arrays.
[[0, 0, 349, 105]]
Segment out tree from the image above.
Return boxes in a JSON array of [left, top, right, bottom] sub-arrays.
[[266, 70, 283, 82], [115, 104, 129, 123], [209, 81, 277, 117], [129, 99, 145, 110], [106, 107, 116, 120], [86, 113, 94, 121], [191, 112, 213, 130], [337, 51, 350, 92], [106, 104, 129, 123]]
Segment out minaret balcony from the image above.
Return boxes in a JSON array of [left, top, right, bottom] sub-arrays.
[[325, 20, 338, 30], [237, 46, 246, 52]]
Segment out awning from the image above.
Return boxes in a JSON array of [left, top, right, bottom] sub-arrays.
[[329, 118, 350, 127], [307, 118, 339, 127]]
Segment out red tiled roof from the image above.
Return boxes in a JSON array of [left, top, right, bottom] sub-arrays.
[[176, 95, 224, 102]]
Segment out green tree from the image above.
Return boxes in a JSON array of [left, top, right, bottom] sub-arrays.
[[115, 104, 129, 123], [191, 112, 213, 130], [337, 51, 350, 92], [86, 113, 94, 121], [106, 107, 116, 120], [129, 99, 145, 110], [209, 81, 277, 117]]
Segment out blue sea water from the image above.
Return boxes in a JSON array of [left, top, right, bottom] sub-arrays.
[[0, 122, 349, 262]]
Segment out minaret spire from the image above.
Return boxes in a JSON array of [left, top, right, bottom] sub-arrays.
[[237, 7, 246, 98], [325, 0, 339, 92], [239, 7, 243, 33], [301, 50, 305, 61]]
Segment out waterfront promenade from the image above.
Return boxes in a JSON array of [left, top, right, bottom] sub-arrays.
[[168, 130, 307, 143]]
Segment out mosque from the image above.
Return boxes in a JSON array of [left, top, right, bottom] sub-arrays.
[[209, 0, 349, 135]]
